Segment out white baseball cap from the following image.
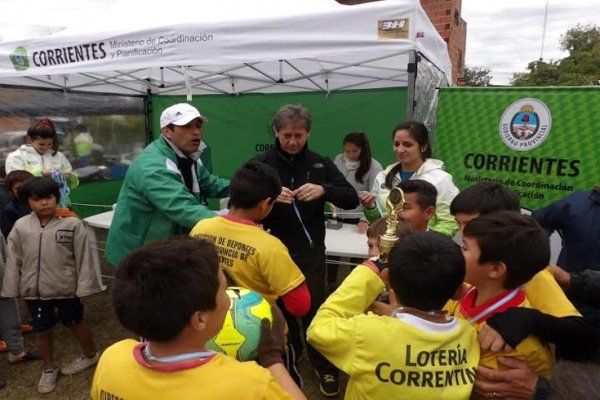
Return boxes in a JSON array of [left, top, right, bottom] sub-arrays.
[[160, 103, 207, 128]]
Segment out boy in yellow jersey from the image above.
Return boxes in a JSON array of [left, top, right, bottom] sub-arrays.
[[191, 161, 310, 388], [450, 182, 597, 398], [449, 181, 579, 319], [450, 211, 555, 380], [91, 237, 305, 400], [190, 160, 309, 318], [308, 232, 480, 400]]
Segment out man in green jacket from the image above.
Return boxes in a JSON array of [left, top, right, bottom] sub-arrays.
[[105, 103, 229, 267]]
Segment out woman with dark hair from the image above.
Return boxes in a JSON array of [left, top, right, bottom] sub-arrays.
[[359, 121, 459, 236], [332, 131, 382, 233]]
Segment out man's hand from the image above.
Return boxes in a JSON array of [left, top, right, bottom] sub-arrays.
[[358, 191, 376, 209], [368, 288, 399, 316], [551, 265, 571, 289], [368, 300, 395, 316], [486, 307, 535, 349], [478, 323, 514, 352], [257, 305, 286, 368], [474, 357, 538, 399], [276, 187, 295, 204], [294, 183, 324, 202]]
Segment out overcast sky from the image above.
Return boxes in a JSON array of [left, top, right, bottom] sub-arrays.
[[461, 0, 600, 85]]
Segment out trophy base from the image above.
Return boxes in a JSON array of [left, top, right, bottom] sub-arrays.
[[326, 219, 343, 230]]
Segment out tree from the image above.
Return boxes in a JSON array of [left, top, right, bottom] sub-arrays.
[[560, 24, 600, 54], [462, 66, 492, 86], [512, 24, 600, 86]]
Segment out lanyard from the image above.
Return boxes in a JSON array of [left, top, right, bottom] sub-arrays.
[[143, 344, 215, 364], [292, 201, 314, 248], [50, 169, 70, 208], [290, 177, 314, 248]]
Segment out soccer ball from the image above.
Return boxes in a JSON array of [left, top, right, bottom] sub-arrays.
[[206, 287, 273, 361]]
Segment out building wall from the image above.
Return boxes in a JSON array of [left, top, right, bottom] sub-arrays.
[[420, 0, 467, 84], [336, 0, 467, 84], [0, 118, 29, 133]]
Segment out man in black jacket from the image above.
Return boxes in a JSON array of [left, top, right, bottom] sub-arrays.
[[255, 104, 358, 397]]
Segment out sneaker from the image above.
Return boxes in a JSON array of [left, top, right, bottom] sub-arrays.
[[0, 341, 7, 353], [317, 372, 340, 397], [37, 368, 58, 394], [8, 349, 40, 364], [61, 352, 100, 375]]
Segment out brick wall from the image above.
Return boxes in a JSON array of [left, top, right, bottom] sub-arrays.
[[420, 0, 466, 84]]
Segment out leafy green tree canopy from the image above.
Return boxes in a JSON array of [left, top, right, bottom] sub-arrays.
[[512, 24, 600, 86], [462, 66, 492, 86]]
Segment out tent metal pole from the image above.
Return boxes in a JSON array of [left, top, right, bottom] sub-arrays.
[[284, 60, 325, 91], [71, 71, 150, 95], [0, 83, 145, 98], [406, 50, 417, 120], [144, 92, 153, 144], [243, 63, 279, 83]]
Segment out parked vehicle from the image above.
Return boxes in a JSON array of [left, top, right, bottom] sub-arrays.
[[0, 131, 27, 168], [73, 165, 109, 184]]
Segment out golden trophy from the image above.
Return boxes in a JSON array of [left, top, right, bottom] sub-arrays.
[[377, 187, 406, 263]]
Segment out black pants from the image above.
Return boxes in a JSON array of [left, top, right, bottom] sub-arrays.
[[326, 256, 362, 289], [282, 247, 338, 376]]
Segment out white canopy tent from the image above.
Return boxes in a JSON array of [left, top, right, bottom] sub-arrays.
[[0, 0, 452, 217], [0, 0, 451, 103]]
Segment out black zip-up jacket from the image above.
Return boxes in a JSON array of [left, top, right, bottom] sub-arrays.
[[255, 141, 359, 255]]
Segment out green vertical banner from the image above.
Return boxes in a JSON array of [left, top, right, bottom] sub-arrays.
[[151, 88, 407, 177], [435, 87, 600, 210]]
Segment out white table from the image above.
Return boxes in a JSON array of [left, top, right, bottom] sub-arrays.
[[324, 223, 368, 258], [83, 210, 369, 258], [84, 210, 114, 229], [83, 211, 114, 288]]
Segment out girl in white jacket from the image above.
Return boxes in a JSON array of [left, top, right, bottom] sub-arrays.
[[359, 121, 459, 237], [333, 131, 383, 233], [5, 119, 78, 206]]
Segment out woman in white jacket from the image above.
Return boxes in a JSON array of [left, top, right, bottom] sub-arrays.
[[360, 121, 459, 237], [5, 119, 78, 206]]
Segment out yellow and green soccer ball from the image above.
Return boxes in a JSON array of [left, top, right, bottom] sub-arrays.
[[207, 287, 273, 361]]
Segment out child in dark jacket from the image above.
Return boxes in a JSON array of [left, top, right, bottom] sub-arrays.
[[0, 170, 33, 239]]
